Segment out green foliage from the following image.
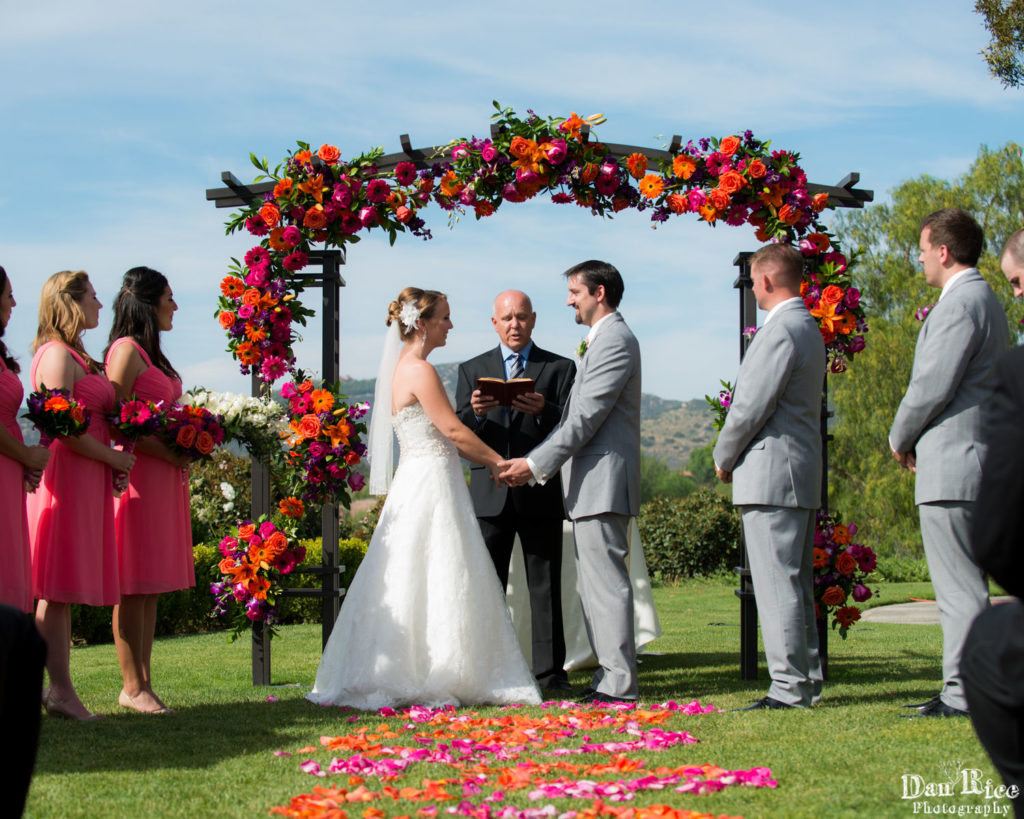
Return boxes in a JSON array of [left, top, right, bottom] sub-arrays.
[[69, 538, 368, 644], [637, 489, 740, 582], [829, 142, 1024, 558], [639, 452, 696, 503], [872, 555, 933, 583], [976, 0, 1024, 87], [686, 441, 717, 486]]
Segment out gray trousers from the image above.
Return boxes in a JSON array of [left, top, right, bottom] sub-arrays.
[[573, 513, 638, 699], [741, 505, 822, 707], [919, 501, 989, 712]]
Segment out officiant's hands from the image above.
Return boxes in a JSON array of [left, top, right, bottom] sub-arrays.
[[510, 391, 545, 415], [470, 389, 501, 417]]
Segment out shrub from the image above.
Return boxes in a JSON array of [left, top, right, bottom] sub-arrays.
[[638, 488, 740, 583], [872, 555, 931, 583]]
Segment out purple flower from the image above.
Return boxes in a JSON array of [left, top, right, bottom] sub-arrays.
[[848, 335, 866, 354], [501, 183, 525, 203], [349, 472, 366, 491], [357, 206, 378, 228], [852, 583, 872, 602], [843, 287, 861, 309], [829, 356, 848, 374]]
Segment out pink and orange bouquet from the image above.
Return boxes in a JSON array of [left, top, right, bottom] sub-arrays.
[[158, 404, 225, 462], [210, 516, 306, 638], [279, 373, 368, 509], [108, 396, 163, 452], [813, 509, 877, 638], [22, 386, 91, 447]]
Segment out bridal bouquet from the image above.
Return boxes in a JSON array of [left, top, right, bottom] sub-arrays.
[[813, 509, 877, 638], [22, 387, 91, 447], [108, 396, 164, 452], [279, 373, 368, 509], [158, 404, 226, 462], [183, 387, 288, 463], [210, 516, 306, 639]]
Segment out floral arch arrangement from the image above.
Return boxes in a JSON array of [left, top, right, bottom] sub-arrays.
[[211, 103, 870, 635]]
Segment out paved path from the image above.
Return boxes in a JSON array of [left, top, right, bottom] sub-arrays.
[[861, 597, 1013, 625]]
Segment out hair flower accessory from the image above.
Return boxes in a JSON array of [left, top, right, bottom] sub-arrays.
[[398, 301, 421, 335]]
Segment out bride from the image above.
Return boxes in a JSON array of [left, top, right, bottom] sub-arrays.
[[307, 287, 542, 710]]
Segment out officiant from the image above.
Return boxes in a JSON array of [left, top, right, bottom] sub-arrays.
[[456, 290, 576, 691]]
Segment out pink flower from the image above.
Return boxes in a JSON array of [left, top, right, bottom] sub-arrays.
[[480, 143, 498, 163], [843, 287, 861, 308], [458, 186, 477, 206], [258, 520, 276, 538], [394, 161, 417, 186], [543, 138, 568, 165], [366, 179, 390, 204], [501, 183, 525, 203], [852, 583, 872, 602], [395, 205, 412, 223], [237, 304, 255, 320], [348, 472, 366, 491], [332, 184, 353, 208], [281, 382, 298, 399], [282, 251, 308, 271], [245, 216, 268, 236], [798, 238, 818, 256], [848, 335, 866, 353], [357, 206, 378, 228], [282, 225, 301, 246], [340, 212, 362, 234], [244, 247, 269, 269], [515, 167, 538, 186], [451, 142, 470, 160], [260, 355, 288, 381], [218, 536, 239, 557], [687, 189, 706, 210], [245, 267, 269, 287]]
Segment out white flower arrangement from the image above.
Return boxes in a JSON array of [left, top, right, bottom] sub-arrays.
[[398, 301, 421, 335], [183, 388, 288, 462]]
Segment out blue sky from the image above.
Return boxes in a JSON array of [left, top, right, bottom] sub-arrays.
[[2, 1, 1021, 401]]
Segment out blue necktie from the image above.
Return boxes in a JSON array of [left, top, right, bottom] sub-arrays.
[[509, 353, 524, 380]]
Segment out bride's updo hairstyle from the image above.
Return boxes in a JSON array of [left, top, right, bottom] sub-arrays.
[[386, 287, 446, 336]]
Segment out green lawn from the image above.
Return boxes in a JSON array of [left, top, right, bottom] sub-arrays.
[[24, 579, 1014, 818]]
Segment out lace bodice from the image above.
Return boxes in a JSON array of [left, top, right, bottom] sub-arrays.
[[393, 403, 456, 461]]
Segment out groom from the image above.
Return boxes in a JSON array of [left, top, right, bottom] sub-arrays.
[[500, 260, 642, 704]]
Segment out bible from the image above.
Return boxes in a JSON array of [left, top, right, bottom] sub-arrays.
[[476, 377, 535, 407]]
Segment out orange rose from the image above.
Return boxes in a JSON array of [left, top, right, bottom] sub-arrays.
[[303, 205, 328, 230], [272, 178, 293, 199], [708, 189, 731, 211], [508, 136, 533, 160], [778, 204, 801, 225], [836, 552, 858, 575], [259, 202, 280, 228], [218, 557, 236, 574], [241, 288, 261, 307], [195, 430, 215, 455], [820, 285, 844, 306], [665, 193, 687, 214], [297, 380, 313, 393], [70, 406, 85, 424], [812, 192, 829, 212], [218, 311, 236, 329], [807, 232, 831, 253], [821, 586, 847, 607], [237, 523, 256, 540], [719, 135, 741, 156], [718, 170, 745, 194], [264, 531, 288, 556], [747, 159, 767, 179], [297, 414, 322, 440], [175, 425, 197, 449], [317, 144, 341, 164]]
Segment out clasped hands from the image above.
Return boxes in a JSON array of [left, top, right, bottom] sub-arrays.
[[489, 457, 534, 488], [891, 448, 916, 472]]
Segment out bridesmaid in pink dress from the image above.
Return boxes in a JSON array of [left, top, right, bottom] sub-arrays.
[[0, 266, 50, 612], [29, 271, 136, 720], [104, 266, 193, 715]]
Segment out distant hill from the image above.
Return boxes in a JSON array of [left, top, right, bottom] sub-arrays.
[[18, 365, 714, 470]]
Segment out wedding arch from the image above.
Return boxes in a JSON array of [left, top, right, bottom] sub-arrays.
[[206, 103, 874, 684]]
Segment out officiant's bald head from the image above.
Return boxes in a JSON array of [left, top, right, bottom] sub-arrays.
[[492, 290, 536, 352]]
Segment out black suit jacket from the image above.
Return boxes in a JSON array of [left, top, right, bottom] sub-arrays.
[[972, 345, 1024, 599], [456, 344, 575, 519]]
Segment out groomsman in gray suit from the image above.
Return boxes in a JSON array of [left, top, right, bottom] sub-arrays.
[[713, 243, 826, 710], [890, 208, 1009, 719], [500, 260, 642, 704]]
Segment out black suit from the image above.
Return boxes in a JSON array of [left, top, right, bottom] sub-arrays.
[[962, 345, 1024, 811], [456, 343, 575, 685]]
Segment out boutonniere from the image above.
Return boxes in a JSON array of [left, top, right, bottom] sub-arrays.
[[915, 303, 936, 322], [576, 338, 589, 359]]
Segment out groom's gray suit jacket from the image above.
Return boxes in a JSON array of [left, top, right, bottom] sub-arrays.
[[529, 311, 641, 518], [889, 268, 1009, 505], [713, 298, 824, 509]]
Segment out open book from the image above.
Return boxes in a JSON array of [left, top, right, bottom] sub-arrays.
[[476, 377, 535, 407]]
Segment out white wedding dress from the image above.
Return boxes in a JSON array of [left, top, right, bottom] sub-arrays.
[[307, 402, 541, 710]]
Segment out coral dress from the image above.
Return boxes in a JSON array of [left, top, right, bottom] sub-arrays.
[[0, 358, 32, 612], [108, 338, 194, 594], [28, 342, 119, 606]]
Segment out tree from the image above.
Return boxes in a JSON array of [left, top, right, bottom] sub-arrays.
[[976, 0, 1024, 88], [829, 143, 1024, 557], [686, 441, 717, 486], [640, 452, 696, 503]]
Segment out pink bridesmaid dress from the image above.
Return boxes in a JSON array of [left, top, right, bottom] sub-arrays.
[[0, 358, 32, 612], [108, 338, 194, 594], [27, 342, 119, 606]]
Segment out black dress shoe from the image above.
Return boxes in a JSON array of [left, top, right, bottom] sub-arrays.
[[733, 696, 796, 711], [903, 694, 942, 709], [578, 691, 636, 705], [538, 678, 572, 692], [902, 699, 968, 718]]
